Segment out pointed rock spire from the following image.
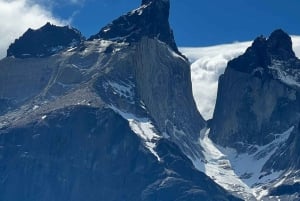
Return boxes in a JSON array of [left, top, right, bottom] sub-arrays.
[[89, 0, 178, 52], [228, 29, 296, 74], [267, 29, 295, 60]]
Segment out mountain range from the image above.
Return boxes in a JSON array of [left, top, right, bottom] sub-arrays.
[[0, 0, 299, 200]]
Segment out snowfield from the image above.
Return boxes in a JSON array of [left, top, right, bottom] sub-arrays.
[[191, 127, 294, 200], [180, 36, 300, 200]]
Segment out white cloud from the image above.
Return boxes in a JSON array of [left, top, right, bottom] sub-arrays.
[[180, 36, 300, 120], [0, 0, 65, 59], [291, 36, 300, 58]]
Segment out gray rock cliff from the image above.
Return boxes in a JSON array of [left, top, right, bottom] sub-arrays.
[[210, 29, 300, 151], [0, 0, 232, 200]]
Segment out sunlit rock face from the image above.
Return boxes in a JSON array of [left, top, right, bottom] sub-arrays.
[[0, 0, 243, 201], [210, 29, 300, 152]]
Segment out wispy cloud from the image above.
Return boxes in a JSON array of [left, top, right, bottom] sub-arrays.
[[180, 37, 300, 120], [0, 0, 66, 58], [69, 0, 85, 5]]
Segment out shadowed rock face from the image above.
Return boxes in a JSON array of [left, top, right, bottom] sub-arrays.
[[264, 121, 300, 171], [7, 23, 84, 58], [210, 29, 300, 152], [0, 106, 241, 201], [228, 29, 297, 76], [267, 29, 296, 60], [89, 0, 178, 53]]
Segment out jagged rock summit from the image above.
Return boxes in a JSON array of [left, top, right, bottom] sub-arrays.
[[211, 29, 300, 150], [208, 29, 300, 199], [229, 29, 298, 76], [267, 29, 296, 60], [89, 0, 178, 52], [0, 0, 241, 201], [7, 22, 84, 58]]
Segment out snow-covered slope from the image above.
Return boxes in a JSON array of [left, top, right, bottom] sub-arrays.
[[196, 127, 295, 200], [180, 35, 300, 201], [180, 36, 300, 120]]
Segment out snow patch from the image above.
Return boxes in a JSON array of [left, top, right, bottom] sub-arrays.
[[32, 105, 39, 110], [0, 121, 8, 129], [103, 80, 135, 103], [130, 4, 149, 16], [80, 40, 128, 56], [222, 126, 294, 188], [269, 60, 300, 88], [110, 105, 161, 161], [102, 27, 111, 33]]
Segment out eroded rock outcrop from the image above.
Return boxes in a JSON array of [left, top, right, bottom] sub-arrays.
[[7, 22, 84, 58]]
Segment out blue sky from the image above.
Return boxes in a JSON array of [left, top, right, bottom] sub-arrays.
[[1, 0, 300, 59], [49, 0, 300, 46]]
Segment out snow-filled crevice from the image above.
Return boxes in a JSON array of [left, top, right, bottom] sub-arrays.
[[192, 127, 294, 200], [196, 128, 256, 200], [109, 105, 161, 161]]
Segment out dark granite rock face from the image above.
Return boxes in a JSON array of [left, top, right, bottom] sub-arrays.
[[7, 23, 84, 58], [89, 0, 178, 53], [0, 98, 11, 115], [0, 106, 241, 201], [267, 29, 296, 60], [210, 29, 300, 151], [263, 121, 300, 171], [228, 29, 297, 77], [269, 183, 300, 197]]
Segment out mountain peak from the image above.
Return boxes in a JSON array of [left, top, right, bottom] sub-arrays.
[[7, 23, 84, 58], [89, 0, 178, 52], [267, 29, 295, 60], [228, 29, 296, 74]]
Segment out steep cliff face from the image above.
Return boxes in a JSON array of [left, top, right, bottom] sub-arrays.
[[210, 29, 300, 151], [89, 0, 205, 159], [91, 42, 205, 160], [133, 38, 205, 154], [0, 0, 233, 200], [206, 30, 300, 200]]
